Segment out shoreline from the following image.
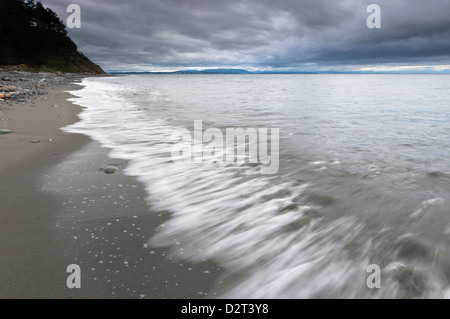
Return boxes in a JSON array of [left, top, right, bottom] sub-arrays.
[[0, 75, 221, 298]]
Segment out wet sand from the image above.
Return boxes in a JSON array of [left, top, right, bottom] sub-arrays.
[[0, 79, 220, 299]]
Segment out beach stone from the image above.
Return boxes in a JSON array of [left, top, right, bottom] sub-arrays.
[[0, 86, 18, 92], [102, 165, 119, 174], [0, 129, 13, 135], [31, 140, 40, 143], [0, 93, 12, 99]]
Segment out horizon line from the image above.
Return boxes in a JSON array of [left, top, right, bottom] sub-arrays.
[[107, 70, 450, 75]]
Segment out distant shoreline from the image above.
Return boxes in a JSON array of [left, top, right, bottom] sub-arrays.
[[110, 70, 450, 75]]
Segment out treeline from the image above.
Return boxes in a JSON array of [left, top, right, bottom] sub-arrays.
[[0, 0, 104, 73]]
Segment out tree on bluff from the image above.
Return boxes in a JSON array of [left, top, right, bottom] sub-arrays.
[[0, 0, 76, 67]]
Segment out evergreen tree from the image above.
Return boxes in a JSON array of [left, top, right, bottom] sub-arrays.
[[0, 0, 103, 73]]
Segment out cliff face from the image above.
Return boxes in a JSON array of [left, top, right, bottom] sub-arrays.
[[0, 0, 105, 74], [66, 51, 105, 74]]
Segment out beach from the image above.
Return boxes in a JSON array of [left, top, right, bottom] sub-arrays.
[[2, 73, 450, 299], [0, 73, 220, 299]]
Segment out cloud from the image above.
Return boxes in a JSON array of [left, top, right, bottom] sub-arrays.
[[41, 0, 450, 71]]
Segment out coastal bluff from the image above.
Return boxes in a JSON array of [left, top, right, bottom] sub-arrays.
[[0, 0, 104, 74]]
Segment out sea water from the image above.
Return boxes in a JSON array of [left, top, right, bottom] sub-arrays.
[[66, 74, 450, 298]]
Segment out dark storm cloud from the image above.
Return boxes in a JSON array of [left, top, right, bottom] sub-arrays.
[[40, 0, 450, 71]]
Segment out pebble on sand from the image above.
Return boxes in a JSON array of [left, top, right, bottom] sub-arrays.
[[102, 165, 119, 174], [31, 140, 40, 143], [0, 129, 13, 135]]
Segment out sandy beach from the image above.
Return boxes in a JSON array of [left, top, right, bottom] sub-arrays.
[[0, 75, 220, 299]]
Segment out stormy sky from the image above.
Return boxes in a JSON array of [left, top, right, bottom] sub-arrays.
[[40, 0, 450, 72]]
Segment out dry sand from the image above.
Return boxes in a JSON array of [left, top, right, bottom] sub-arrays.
[[0, 79, 220, 299]]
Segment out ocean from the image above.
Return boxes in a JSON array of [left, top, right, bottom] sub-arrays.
[[66, 74, 450, 298]]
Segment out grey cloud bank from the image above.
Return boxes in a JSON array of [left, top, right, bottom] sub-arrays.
[[41, 0, 450, 72]]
